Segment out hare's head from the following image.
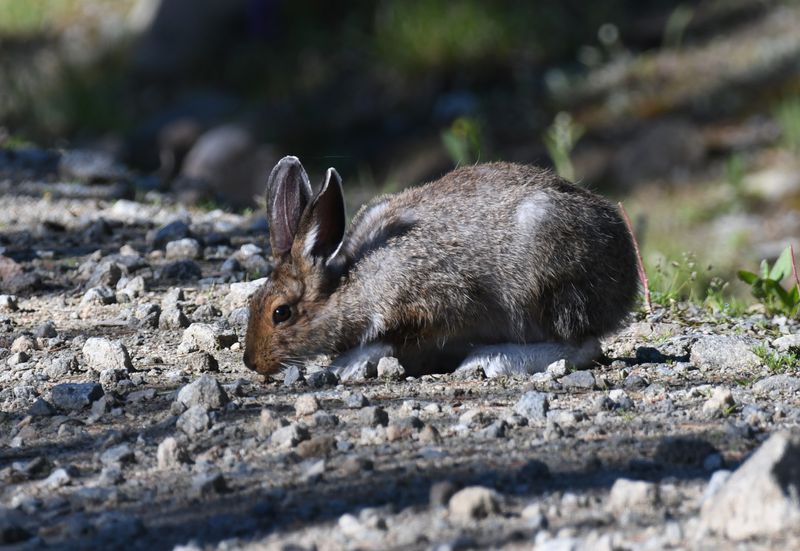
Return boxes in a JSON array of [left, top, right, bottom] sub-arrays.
[[244, 156, 346, 375]]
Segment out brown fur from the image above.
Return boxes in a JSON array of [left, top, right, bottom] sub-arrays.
[[244, 158, 639, 375]]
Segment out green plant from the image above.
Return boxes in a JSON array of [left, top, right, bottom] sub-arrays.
[[441, 116, 482, 166], [774, 97, 800, 152], [753, 344, 799, 374], [662, 4, 694, 50], [649, 252, 699, 306], [737, 246, 800, 316], [543, 112, 584, 182], [725, 153, 745, 192], [704, 276, 747, 316]]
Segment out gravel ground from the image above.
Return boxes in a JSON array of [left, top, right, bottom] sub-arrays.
[[1, 175, 800, 550]]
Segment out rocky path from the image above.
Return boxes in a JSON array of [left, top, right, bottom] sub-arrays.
[[1, 181, 799, 550]]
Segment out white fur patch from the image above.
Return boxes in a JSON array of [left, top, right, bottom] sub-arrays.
[[302, 223, 319, 258], [515, 194, 550, 232], [455, 339, 601, 378], [330, 342, 396, 382], [361, 313, 386, 343]]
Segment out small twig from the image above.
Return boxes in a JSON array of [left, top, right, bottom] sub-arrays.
[[619, 202, 652, 313]]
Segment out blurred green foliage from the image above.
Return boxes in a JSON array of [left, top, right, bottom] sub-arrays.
[[774, 96, 800, 152], [441, 116, 482, 166], [543, 112, 584, 182]]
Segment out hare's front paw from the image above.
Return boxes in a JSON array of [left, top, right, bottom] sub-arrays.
[[330, 342, 396, 382], [455, 339, 602, 378]]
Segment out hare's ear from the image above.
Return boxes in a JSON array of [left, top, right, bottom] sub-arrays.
[[295, 168, 345, 262], [267, 156, 312, 257]]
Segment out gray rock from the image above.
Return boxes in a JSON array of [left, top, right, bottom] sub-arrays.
[[176, 374, 229, 410], [100, 444, 135, 467], [165, 238, 202, 260], [337, 358, 378, 382], [700, 431, 800, 540], [623, 374, 649, 390], [81, 286, 116, 306], [608, 389, 633, 410], [34, 321, 57, 338], [223, 278, 268, 312], [12, 456, 51, 479], [221, 257, 241, 273], [133, 303, 161, 328], [192, 304, 221, 321], [157, 437, 189, 469], [258, 408, 288, 435], [83, 338, 133, 372], [158, 305, 189, 329], [158, 260, 201, 280], [7, 351, 29, 366], [753, 374, 800, 394], [179, 323, 237, 353], [514, 391, 549, 422], [270, 423, 310, 449], [773, 334, 800, 352], [50, 383, 104, 411], [377, 356, 406, 380], [191, 471, 228, 497], [559, 370, 596, 390], [150, 220, 192, 250], [343, 391, 369, 409], [99, 368, 130, 388], [448, 486, 501, 521], [28, 397, 56, 417], [546, 359, 570, 378], [702, 387, 736, 417], [282, 365, 305, 386], [307, 369, 339, 388], [176, 405, 213, 435], [295, 394, 320, 416], [45, 353, 78, 379], [189, 352, 219, 373], [87, 261, 122, 289], [41, 467, 73, 489], [227, 306, 250, 330], [310, 411, 339, 429], [360, 406, 389, 427], [607, 478, 660, 515], [691, 336, 760, 371]]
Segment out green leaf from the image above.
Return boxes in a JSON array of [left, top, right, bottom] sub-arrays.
[[769, 247, 794, 281], [737, 271, 759, 285], [760, 259, 771, 279]]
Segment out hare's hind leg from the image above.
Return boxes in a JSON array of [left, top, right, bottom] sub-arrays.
[[330, 342, 396, 382], [455, 338, 602, 378]]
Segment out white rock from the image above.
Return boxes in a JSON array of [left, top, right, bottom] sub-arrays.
[[700, 431, 800, 540], [607, 478, 660, 515], [179, 323, 237, 353], [702, 387, 735, 417], [223, 278, 268, 312], [295, 394, 320, 416], [448, 486, 501, 521], [83, 338, 133, 372], [376, 356, 406, 380], [165, 238, 202, 260]]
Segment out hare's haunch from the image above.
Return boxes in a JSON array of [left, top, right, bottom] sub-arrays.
[[244, 157, 638, 378]]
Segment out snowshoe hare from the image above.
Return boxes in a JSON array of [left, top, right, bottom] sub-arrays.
[[244, 156, 638, 379]]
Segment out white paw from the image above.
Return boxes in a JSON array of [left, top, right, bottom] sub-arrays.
[[330, 342, 395, 382], [455, 339, 602, 378]]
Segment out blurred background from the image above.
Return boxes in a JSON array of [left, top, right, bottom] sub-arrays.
[[1, 0, 799, 308]]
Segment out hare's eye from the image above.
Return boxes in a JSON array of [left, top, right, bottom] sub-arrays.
[[272, 304, 292, 324]]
